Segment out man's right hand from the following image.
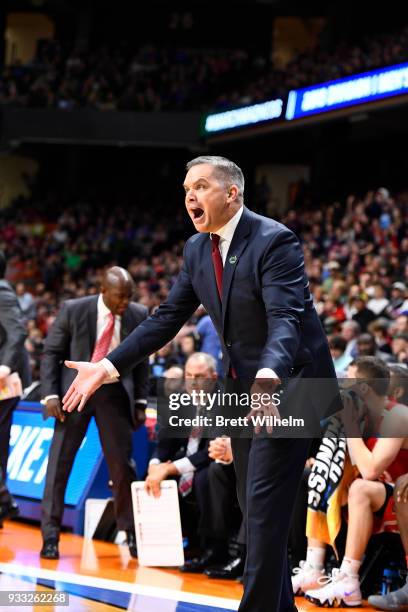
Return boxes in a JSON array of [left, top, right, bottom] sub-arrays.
[[145, 462, 172, 498], [62, 360, 107, 412], [45, 398, 65, 422]]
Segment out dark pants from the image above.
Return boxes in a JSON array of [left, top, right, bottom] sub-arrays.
[[232, 436, 311, 612], [0, 468, 12, 505], [41, 384, 136, 541], [179, 462, 239, 554], [179, 464, 214, 550], [0, 397, 20, 479], [206, 461, 243, 546]]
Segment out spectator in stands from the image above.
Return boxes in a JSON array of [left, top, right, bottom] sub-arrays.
[[178, 332, 198, 365], [355, 333, 393, 363], [391, 333, 408, 364], [2, 24, 408, 114], [25, 324, 44, 381], [15, 282, 36, 322], [329, 335, 353, 375], [297, 357, 408, 608], [367, 318, 392, 355], [389, 365, 408, 405], [149, 341, 180, 379], [351, 294, 376, 332], [367, 283, 390, 317], [388, 283, 407, 318], [392, 315, 408, 336], [342, 321, 361, 358], [368, 473, 408, 610]]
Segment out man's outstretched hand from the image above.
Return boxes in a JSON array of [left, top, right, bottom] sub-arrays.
[[62, 360, 107, 412]]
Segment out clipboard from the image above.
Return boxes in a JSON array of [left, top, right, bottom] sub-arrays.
[[131, 480, 185, 567]]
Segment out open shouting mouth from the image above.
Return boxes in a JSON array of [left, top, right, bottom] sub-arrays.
[[190, 206, 205, 222]]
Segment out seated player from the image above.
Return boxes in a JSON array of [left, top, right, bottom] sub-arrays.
[[293, 357, 408, 607]]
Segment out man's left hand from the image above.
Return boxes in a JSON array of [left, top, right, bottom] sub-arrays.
[[247, 378, 280, 435]]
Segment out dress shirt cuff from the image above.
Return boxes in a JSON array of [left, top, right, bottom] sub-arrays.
[[40, 394, 60, 405], [256, 368, 280, 381], [101, 358, 120, 379], [173, 457, 196, 475], [0, 365, 11, 378], [149, 458, 161, 466], [134, 399, 147, 405]]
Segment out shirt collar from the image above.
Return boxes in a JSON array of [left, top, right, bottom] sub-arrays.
[[97, 294, 118, 320], [212, 206, 243, 245]]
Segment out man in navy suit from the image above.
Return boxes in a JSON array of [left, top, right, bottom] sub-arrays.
[[62, 156, 338, 612]]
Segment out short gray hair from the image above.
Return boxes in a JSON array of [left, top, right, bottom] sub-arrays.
[[186, 155, 244, 203], [186, 351, 217, 373]]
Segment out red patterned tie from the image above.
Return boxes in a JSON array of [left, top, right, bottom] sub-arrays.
[[211, 234, 223, 298], [91, 312, 115, 362]]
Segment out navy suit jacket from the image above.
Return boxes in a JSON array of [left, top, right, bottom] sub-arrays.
[[108, 207, 337, 412]]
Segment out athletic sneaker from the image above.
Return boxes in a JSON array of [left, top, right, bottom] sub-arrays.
[[368, 576, 408, 611], [291, 560, 326, 595], [305, 568, 362, 607]]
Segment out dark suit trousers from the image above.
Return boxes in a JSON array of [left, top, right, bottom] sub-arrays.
[[0, 397, 20, 480], [206, 461, 242, 544], [41, 383, 137, 540], [231, 436, 310, 612]]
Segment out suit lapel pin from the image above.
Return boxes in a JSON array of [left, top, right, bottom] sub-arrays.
[[229, 255, 237, 265]]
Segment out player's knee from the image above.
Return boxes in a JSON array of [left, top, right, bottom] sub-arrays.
[[348, 478, 371, 505]]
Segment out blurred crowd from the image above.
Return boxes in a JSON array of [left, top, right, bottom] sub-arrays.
[[0, 24, 408, 112], [0, 182, 407, 385]]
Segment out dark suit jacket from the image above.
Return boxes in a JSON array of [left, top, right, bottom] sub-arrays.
[[0, 279, 31, 387], [151, 435, 211, 472], [41, 295, 149, 428], [107, 208, 338, 415]]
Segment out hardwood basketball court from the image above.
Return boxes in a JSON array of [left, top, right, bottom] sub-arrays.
[[0, 520, 376, 611]]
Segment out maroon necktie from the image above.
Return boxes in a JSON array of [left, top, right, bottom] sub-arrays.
[[211, 234, 223, 298], [211, 234, 237, 378]]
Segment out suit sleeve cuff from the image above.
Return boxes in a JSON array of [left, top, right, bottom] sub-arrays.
[[101, 358, 120, 379], [256, 368, 280, 381], [0, 365, 11, 378], [149, 458, 161, 466], [173, 457, 196, 475]]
